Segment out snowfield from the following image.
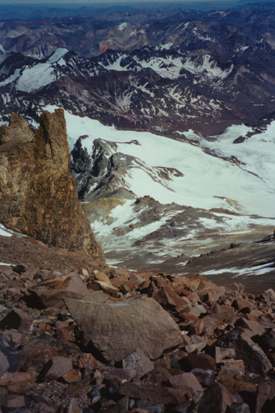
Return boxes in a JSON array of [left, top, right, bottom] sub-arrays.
[[16, 48, 68, 93], [46, 106, 275, 218]]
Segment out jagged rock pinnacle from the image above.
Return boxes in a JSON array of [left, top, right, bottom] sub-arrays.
[[0, 109, 102, 258]]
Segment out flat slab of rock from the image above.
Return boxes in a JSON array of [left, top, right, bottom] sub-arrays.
[[65, 292, 182, 361]]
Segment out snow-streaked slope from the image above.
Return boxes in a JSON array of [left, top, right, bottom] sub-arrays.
[[101, 52, 233, 81], [0, 68, 21, 87], [46, 106, 275, 218], [182, 55, 233, 80], [134, 56, 184, 80], [187, 122, 275, 197], [16, 48, 68, 93], [201, 262, 275, 278]]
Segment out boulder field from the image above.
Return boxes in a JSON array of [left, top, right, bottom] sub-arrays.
[[0, 256, 275, 412]]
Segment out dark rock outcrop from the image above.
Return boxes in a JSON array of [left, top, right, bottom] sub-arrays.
[[0, 109, 102, 257]]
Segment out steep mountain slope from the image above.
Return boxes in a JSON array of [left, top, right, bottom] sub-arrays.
[[41, 107, 275, 273]]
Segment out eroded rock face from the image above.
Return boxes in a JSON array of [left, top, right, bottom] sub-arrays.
[[0, 109, 101, 257]]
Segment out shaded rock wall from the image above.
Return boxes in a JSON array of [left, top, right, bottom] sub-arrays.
[[0, 109, 102, 258]]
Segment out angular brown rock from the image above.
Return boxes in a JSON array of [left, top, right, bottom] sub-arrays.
[[65, 291, 182, 361]]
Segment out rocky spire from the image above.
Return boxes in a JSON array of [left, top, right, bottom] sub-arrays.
[[0, 109, 102, 258]]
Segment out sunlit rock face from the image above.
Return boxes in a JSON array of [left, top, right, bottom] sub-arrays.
[[0, 109, 102, 258]]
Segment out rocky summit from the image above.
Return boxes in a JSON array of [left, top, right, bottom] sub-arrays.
[[0, 109, 101, 257]]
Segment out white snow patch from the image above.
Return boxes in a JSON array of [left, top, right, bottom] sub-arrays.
[[17, 64, 56, 92], [0, 224, 14, 237], [135, 56, 184, 80], [48, 48, 68, 64], [0, 262, 13, 267], [118, 22, 128, 31], [103, 55, 129, 72], [16, 48, 68, 93], [159, 42, 174, 50], [92, 200, 136, 238], [202, 122, 275, 198]]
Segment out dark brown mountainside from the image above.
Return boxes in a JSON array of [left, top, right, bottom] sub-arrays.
[[0, 109, 102, 258]]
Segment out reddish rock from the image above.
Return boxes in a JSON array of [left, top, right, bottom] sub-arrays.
[[153, 278, 189, 311], [63, 369, 82, 383]]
